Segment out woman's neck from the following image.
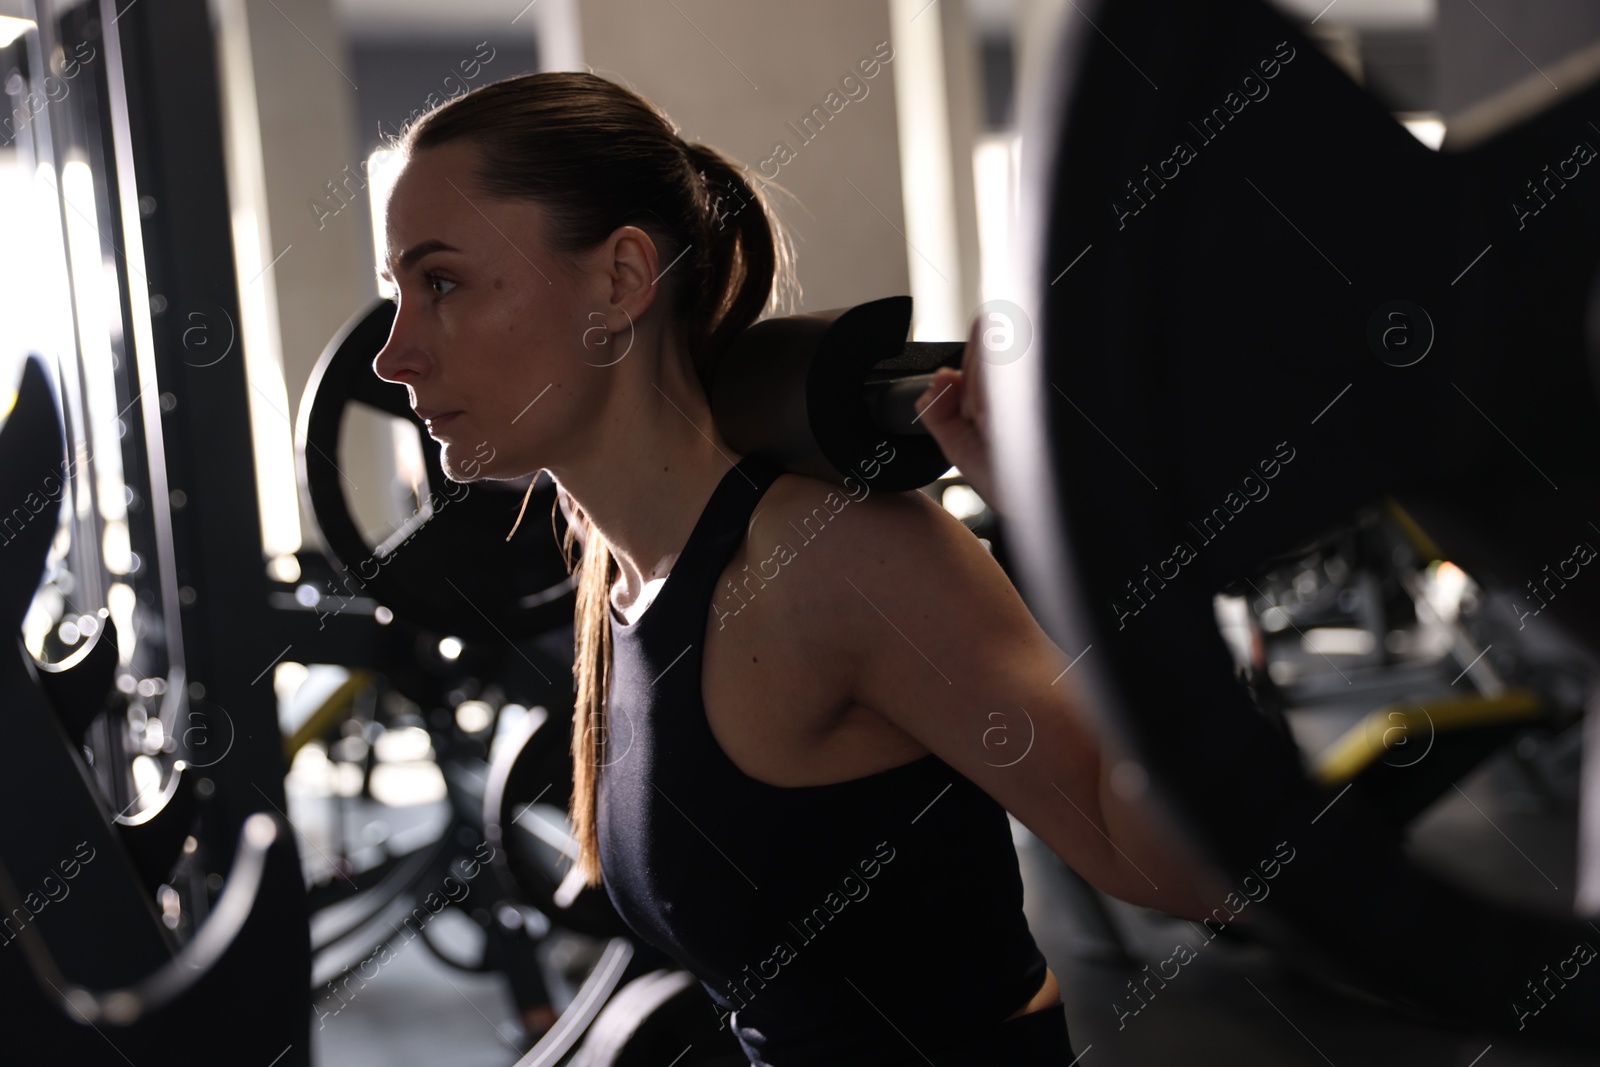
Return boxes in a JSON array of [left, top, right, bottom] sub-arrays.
[[547, 346, 741, 620]]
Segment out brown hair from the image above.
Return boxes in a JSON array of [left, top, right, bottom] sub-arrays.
[[400, 72, 799, 886]]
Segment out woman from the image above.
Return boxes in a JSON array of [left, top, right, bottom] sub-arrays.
[[373, 71, 1215, 1065]]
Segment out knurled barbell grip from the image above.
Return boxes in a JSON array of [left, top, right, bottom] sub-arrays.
[[861, 373, 935, 436], [860, 340, 966, 436]]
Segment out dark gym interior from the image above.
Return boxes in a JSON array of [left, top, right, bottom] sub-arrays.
[[3, 0, 1599, 1064]]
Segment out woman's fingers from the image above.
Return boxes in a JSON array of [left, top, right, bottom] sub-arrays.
[[915, 366, 961, 424], [921, 315, 984, 428], [914, 313, 1004, 514]]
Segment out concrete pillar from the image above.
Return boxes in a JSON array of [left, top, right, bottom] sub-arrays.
[[211, 0, 383, 559]]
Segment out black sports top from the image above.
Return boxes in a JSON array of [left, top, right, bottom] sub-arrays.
[[596, 455, 1049, 1066]]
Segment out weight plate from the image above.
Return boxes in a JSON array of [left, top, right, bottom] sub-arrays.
[[997, 0, 1600, 1046], [296, 299, 577, 642]]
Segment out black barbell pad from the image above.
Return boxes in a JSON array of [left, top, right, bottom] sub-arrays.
[[710, 295, 964, 491]]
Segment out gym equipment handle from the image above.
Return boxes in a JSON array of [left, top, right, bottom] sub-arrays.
[[0, 812, 286, 1026]]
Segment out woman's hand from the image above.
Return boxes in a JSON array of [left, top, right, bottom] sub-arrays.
[[914, 316, 1004, 516]]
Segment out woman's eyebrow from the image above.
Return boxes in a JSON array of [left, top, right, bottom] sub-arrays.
[[380, 238, 462, 281]]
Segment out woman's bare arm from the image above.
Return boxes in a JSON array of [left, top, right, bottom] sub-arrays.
[[781, 485, 1220, 919]]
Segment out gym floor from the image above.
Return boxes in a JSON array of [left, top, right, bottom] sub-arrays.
[[1023, 755, 1590, 1067], [297, 711, 1590, 1067]]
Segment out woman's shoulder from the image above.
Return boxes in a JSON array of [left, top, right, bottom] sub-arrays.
[[754, 469, 944, 551], [743, 469, 996, 620], [735, 467, 1027, 727]]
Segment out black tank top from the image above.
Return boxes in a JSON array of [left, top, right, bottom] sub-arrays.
[[597, 455, 1048, 1067]]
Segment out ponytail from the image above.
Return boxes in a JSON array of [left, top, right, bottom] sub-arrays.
[[681, 141, 799, 390]]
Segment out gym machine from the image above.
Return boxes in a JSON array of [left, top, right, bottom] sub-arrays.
[[0, 0, 312, 1061]]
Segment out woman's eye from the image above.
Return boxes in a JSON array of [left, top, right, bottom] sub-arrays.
[[428, 274, 458, 297]]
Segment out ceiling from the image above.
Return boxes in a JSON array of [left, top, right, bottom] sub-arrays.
[[331, 0, 1437, 39], [332, 0, 547, 37], [1272, 0, 1435, 30]]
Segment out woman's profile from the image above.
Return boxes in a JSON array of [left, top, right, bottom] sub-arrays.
[[372, 70, 1214, 1066]]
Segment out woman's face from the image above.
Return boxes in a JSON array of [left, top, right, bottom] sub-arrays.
[[372, 139, 605, 482]]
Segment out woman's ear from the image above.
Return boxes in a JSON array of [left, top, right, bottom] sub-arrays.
[[602, 224, 664, 321]]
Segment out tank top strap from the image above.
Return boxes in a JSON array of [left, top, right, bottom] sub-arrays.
[[671, 454, 784, 599]]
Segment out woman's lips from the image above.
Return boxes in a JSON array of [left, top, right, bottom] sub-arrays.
[[417, 411, 462, 436]]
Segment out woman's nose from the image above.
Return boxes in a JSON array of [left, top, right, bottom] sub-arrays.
[[373, 309, 426, 384]]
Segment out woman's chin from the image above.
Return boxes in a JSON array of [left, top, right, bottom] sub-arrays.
[[440, 450, 536, 485], [441, 463, 488, 484], [439, 446, 500, 483]]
